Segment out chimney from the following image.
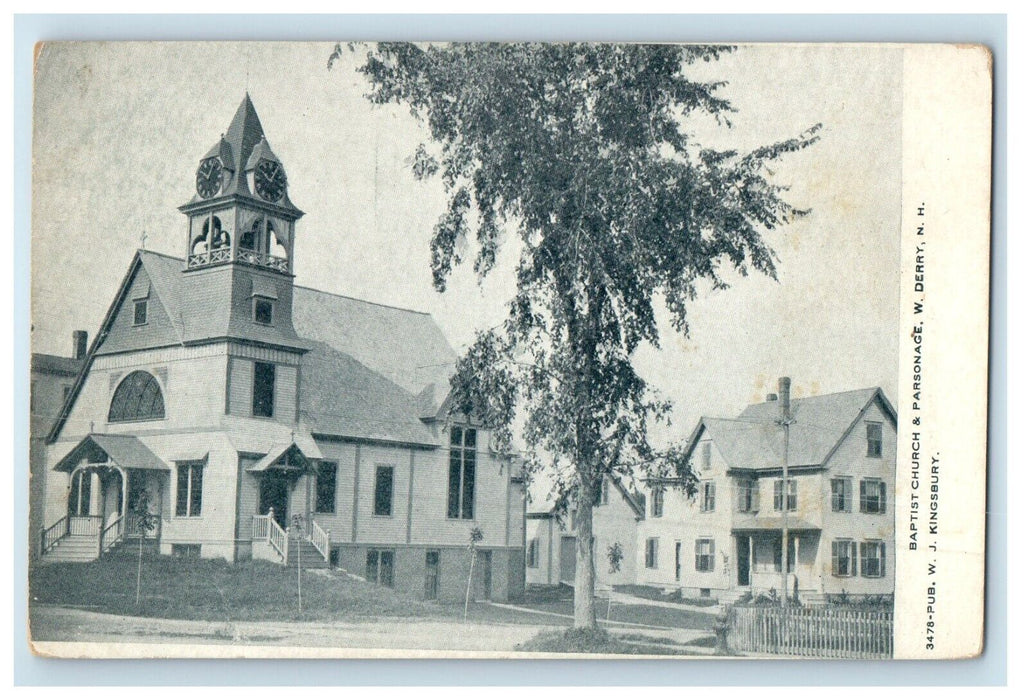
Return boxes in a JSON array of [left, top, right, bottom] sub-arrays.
[[72, 330, 88, 360], [766, 393, 778, 402], [778, 376, 791, 420]]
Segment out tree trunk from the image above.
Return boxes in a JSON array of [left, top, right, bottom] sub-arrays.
[[573, 495, 597, 628]]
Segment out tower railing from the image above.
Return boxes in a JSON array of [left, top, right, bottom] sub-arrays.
[[187, 247, 288, 273]]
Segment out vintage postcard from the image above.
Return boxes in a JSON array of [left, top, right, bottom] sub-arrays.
[[27, 41, 990, 660]]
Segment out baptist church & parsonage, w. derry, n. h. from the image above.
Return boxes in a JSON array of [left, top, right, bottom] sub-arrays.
[[37, 95, 527, 603]]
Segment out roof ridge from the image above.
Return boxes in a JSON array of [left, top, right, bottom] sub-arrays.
[[137, 248, 184, 262], [294, 284, 432, 317]]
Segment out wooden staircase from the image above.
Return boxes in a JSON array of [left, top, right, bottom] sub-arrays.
[[286, 536, 330, 569], [40, 534, 99, 563]]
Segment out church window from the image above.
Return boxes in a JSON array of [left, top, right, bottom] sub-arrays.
[[252, 362, 275, 418], [253, 297, 274, 325], [447, 426, 476, 519], [133, 299, 148, 326], [175, 462, 204, 517], [108, 371, 165, 422]]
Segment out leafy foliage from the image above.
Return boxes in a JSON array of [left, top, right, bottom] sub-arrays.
[[341, 42, 819, 625]]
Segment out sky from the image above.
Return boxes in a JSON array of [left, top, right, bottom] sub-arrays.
[[31, 41, 902, 440]]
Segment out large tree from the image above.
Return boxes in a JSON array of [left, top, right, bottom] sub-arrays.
[[333, 42, 820, 628]]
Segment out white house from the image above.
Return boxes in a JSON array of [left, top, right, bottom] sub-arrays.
[[525, 476, 644, 588], [37, 95, 526, 603], [636, 379, 896, 603]]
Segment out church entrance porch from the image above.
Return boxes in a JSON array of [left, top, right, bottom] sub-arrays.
[[42, 434, 170, 563], [246, 441, 330, 568]]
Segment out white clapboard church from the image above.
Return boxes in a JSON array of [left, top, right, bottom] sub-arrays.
[[38, 95, 526, 603]]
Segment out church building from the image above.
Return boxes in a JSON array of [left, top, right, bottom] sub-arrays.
[[39, 95, 527, 603]]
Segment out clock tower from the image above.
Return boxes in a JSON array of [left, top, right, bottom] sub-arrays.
[[177, 95, 307, 353], [179, 93, 303, 273]]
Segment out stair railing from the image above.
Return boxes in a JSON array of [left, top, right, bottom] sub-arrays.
[[99, 516, 125, 554], [252, 509, 289, 562], [40, 515, 69, 555], [310, 520, 331, 562], [269, 516, 289, 562]]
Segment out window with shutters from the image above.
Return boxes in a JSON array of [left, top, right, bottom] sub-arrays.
[[831, 477, 852, 512], [860, 540, 886, 578], [695, 538, 715, 572], [832, 539, 857, 577], [773, 478, 798, 512], [700, 481, 716, 512], [859, 478, 887, 514]]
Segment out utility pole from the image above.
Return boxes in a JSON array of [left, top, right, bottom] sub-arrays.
[[778, 376, 794, 609]]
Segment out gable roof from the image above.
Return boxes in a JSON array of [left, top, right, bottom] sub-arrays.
[[299, 340, 437, 446], [527, 476, 646, 519], [292, 285, 456, 398], [53, 434, 169, 473], [49, 249, 456, 447], [687, 387, 896, 470]]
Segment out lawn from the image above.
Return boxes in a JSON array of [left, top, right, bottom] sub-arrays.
[[30, 553, 442, 623], [518, 586, 718, 630]]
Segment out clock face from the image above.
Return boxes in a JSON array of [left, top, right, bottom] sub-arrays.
[[254, 159, 286, 202], [195, 157, 223, 199]]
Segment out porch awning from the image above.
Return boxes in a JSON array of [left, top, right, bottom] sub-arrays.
[[53, 434, 169, 473], [247, 439, 321, 473], [731, 516, 821, 533]]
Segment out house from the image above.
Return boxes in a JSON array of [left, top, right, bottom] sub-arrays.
[[29, 331, 89, 559], [525, 477, 644, 588], [636, 378, 896, 603], [37, 95, 526, 603]]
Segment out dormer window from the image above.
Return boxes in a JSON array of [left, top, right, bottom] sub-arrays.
[[133, 298, 148, 326], [253, 297, 274, 325]]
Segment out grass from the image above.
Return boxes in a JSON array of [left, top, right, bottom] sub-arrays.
[[614, 584, 721, 607], [514, 627, 705, 656], [31, 553, 441, 623]]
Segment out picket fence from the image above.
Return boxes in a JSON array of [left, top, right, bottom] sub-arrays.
[[727, 604, 893, 659]]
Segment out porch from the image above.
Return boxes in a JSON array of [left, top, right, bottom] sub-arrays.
[[733, 520, 822, 602], [245, 441, 330, 568], [41, 434, 168, 563]]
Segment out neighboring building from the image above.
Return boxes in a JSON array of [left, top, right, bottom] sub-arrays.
[[29, 331, 88, 559], [636, 380, 896, 604], [38, 95, 526, 603], [525, 476, 644, 588]]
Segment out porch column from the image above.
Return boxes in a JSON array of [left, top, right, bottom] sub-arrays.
[[748, 535, 754, 590], [792, 533, 800, 596]]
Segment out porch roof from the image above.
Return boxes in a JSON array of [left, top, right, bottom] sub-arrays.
[[731, 515, 821, 533], [247, 438, 322, 473], [53, 434, 169, 473]]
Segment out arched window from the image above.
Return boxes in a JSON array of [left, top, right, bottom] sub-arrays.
[[108, 371, 165, 422]]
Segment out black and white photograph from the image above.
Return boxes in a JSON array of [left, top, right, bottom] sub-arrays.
[[26, 40, 990, 660]]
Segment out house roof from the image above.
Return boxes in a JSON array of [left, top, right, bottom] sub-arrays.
[[527, 475, 646, 519], [31, 353, 85, 377], [688, 387, 896, 470]]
